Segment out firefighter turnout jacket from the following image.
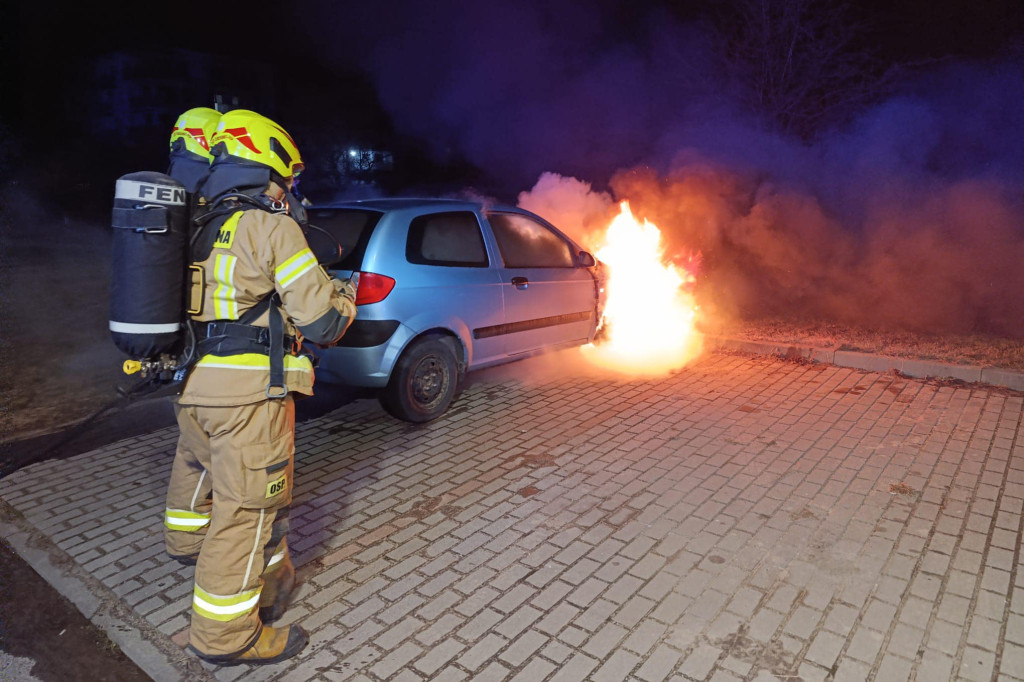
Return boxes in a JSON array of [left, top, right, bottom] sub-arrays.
[[181, 202, 356, 406]]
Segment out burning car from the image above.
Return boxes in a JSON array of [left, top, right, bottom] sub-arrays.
[[306, 199, 606, 422]]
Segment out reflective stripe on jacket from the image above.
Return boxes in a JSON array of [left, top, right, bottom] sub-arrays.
[[180, 202, 354, 406]]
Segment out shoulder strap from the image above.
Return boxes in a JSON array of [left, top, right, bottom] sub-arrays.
[[237, 293, 273, 325], [189, 193, 269, 262], [265, 295, 287, 399], [188, 194, 289, 398]]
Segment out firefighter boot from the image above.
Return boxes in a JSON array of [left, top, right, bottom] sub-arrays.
[[192, 625, 309, 666]]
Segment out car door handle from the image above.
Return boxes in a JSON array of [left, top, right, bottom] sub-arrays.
[[511, 276, 529, 290]]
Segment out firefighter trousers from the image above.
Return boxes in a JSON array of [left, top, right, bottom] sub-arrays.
[[165, 397, 296, 657]]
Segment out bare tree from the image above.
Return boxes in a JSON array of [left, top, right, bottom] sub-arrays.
[[713, 0, 894, 137]]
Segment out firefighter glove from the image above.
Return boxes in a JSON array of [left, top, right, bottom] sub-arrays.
[[331, 275, 358, 301]]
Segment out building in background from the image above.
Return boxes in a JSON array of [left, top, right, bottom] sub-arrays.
[[87, 48, 278, 139]]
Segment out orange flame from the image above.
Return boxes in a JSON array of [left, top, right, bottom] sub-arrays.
[[582, 201, 703, 374]]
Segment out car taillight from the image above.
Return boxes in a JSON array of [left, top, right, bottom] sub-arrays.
[[354, 272, 396, 305]]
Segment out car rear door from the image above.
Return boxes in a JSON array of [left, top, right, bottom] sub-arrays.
[[485, 212, 596, 357], [399, 210, 507, 366]]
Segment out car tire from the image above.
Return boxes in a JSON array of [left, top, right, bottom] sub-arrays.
[[380, 336, 458, 423]]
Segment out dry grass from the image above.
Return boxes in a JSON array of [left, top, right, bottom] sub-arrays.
[[701, 317, 1024, 370]]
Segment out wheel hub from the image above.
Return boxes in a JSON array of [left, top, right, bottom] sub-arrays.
[[412, 356, 445, 404]]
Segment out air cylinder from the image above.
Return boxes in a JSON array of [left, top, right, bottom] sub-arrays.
[[109, 171, 189, 359]]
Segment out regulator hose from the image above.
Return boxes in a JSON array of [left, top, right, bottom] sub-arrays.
[[0, 378, 175, 479]]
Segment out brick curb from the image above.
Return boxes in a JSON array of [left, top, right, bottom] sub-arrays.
[[706, 335, 1024, 391], [0, 501, 214, 682]]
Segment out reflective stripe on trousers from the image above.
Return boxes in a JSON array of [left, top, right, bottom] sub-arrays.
[[165, 508, 211, 531], [192, 584, 262, 622]]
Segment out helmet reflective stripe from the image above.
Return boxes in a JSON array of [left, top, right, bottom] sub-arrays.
[[109, 321, 181, 334], [164, 508, 211, 531], [180, 128, 211, 151], [192, 585, 261, 622], [213, 254, 239, 319], [221, 127, 261, 153], [275, 248, 317, 288], [169, 107, 222, 160], [196, 353, 313, 372]]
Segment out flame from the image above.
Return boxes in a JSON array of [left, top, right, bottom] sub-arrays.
[[582, 201, 703, 374]]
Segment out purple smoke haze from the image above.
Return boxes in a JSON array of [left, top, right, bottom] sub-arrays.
[[306, 1, 1024, 337]]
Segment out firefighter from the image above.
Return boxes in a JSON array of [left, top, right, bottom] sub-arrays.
[[163, 109, 357, 665], [167, 107, 222, 193]]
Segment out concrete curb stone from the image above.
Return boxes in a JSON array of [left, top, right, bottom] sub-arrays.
[[706, 335, 1024, 392], [0, 500, 214, 682], [980, 366, 1024, 391]]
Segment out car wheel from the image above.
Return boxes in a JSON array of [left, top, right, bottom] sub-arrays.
[[380, 336, 458, 423]]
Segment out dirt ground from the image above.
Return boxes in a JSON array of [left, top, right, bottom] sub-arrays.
[[0, 539, 150, 681], [2, 205, 125, 441], [703, 316, 1024, 370]]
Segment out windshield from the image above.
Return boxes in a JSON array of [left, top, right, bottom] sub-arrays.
[[307, 208, 383, 271]]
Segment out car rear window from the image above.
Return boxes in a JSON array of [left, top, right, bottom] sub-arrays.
[[406, 211, 489, 267], [307, 208, 383, 271]]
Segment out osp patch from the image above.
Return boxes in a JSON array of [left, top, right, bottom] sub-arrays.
[[266, 475, 287, 499]]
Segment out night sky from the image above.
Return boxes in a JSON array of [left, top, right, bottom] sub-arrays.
[[9, 0, 1024, 184]]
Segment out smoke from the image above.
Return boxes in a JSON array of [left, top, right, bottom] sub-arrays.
[[516, 173, 615, 250], [516, 57, 1024, 337], [305, 1, 1024, 337], [308, 0, 728, 189]]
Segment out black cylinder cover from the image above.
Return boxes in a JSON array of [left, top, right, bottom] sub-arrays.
[[110, 172, 189, 359]]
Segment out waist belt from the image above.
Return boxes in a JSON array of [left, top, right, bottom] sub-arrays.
[[193, 293, 292, 398], [201, 321, 297, 351]]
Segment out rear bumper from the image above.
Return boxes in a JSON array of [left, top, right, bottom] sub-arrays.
[[334, 320, 401, 348], [311, 319, 412, 388]]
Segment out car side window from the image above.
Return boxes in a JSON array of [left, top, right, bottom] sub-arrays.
[[406, 211, 489, 267], [488, 213, 575, 268]]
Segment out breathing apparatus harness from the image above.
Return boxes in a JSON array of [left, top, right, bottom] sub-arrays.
[[110, 178, 306, 402], [187, 186, 302, 398], [34, 168, 308, 479]]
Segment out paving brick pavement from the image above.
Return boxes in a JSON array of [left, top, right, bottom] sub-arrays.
[[3, 351, 1024, 681]]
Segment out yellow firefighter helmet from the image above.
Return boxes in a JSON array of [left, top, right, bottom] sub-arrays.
[[169, 107, 222, 160], [209, 110, 304, 180]]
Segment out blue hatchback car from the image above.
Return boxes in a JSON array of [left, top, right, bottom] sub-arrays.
[[305, 199, 606, 422]]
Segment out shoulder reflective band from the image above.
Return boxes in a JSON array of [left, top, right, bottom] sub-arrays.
[[275, 248, 318, 288], [110, 320, 181, 333], [164, 508, 211, 532], [115, 179, 187, 206], [192, 585, 261, 622]]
